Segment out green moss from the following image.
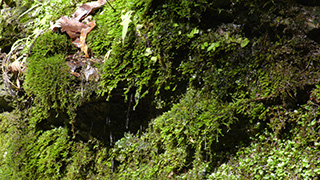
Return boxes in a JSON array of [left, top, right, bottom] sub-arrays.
[[22, 127, 72, 179], [30, 32, 73, 57], [209, 136, 320, 179], [24, 53, 75, 122], [24, 31, 97, 126], [107, 89, 252, 178], [2, 0, 320, 178], [92, 0, 207, 107], [0, 111, 21, 179]]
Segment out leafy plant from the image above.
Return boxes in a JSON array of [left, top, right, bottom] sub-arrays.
[[209, 135, 320, 179], [121, 10, 133, 45], [1, 0, 320, 179]]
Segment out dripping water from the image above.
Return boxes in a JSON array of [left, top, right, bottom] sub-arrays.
[[126, 93, 133, 130], [104, 116, 110, 135], [106, 116, 111, 125], [111, 159, 114, 173], [204, 136, 208, 162], [89, 121, 94, 135], [140, 125, 143, 135], [109, 131, 113, 146]]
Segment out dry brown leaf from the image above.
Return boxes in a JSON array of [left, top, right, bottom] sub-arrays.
[[8, 60, 22, 75], [6, 60, 23, 90], [80, 20, 96, 57], [72, 38, 81, 48], [55, 16, 95, 57], [51, 0, 106, 58], [73, 0, 107, 21], [58, 16, 88, 40]]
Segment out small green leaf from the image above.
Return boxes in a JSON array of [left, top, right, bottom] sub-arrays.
[[144, 48, 152, 56], [241, 38, 250, 47], [120, 11, 133, 45], [201, 42, 209, 49], [207, 42, 220, 52], [173, 23, 179, 27], [151, 56, 157, 63], [187, 27, 199, 38]]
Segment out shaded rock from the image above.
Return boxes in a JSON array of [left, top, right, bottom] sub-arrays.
[[211, 0, 231, 8], [302, 6, 320, 42], [0, 83, 13, 112], [296, 0, 320, 6]]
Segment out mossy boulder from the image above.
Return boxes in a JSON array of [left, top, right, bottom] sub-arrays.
[[1, 0, 320, 178]]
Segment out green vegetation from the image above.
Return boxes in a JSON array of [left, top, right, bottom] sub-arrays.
[[210, 136, 320, 179], [0, 0, 320, 179], [24, 32, 88, 126]]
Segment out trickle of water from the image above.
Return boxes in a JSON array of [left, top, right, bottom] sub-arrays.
[[111, 159, 114, 173], [126, 93, 133, 129], [109, 131, 113, 146], [205, 137, 208, 161], [90, 121, 94, 135], [204, 136, 207, 150], [106, 116, 110, 125], [133, 91, 140, 111]]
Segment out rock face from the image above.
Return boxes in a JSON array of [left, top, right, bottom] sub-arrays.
[[302, 6, 320, 43], [296, 0, 320, 6], [0, 82, 13, 112], [1, 0, 320, 179]]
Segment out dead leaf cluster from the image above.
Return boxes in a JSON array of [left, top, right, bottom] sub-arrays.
[[49, 0, 109, 81], [51, 0, 107, 58]]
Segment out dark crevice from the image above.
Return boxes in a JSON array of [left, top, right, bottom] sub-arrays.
[[206, 113, 268, 173], [306, 28, 320, 43], [73, 93, 159, 145]]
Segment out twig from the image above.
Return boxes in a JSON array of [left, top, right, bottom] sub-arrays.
[[17, 3, 42, 20], [106, 0, 116, 12]]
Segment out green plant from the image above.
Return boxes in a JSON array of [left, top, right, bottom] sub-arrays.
[[24, 52, 75, 122], [2, 0, 320, 179], [209, 135, 320, 179]]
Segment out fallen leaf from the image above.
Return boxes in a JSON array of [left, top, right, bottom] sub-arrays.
[[51, 0, 106, 57], [80, 20, 96, 57], [73, 0, 107, 21], [8, 59, 22, 75], [58, 16, 88, 40]]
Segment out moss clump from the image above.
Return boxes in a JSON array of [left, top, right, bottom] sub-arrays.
[[1, 122, 107, 179], [0, 111, 21, 179], [24, 53, 74, 119], [30, 32, 74, 58], [106, 89, 252, 179], [209, 137, 320, 179], [24, 32, 84, 125], [19, 127, 72, 179], [2, 0, 320, 179]]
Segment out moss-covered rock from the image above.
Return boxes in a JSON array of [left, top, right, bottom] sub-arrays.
[[24, 32, 79, 124], [1, 0, 320, 178]]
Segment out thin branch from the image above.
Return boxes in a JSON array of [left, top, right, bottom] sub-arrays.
[[106, 0, 116, 12], [17, 3, 42, 20]]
